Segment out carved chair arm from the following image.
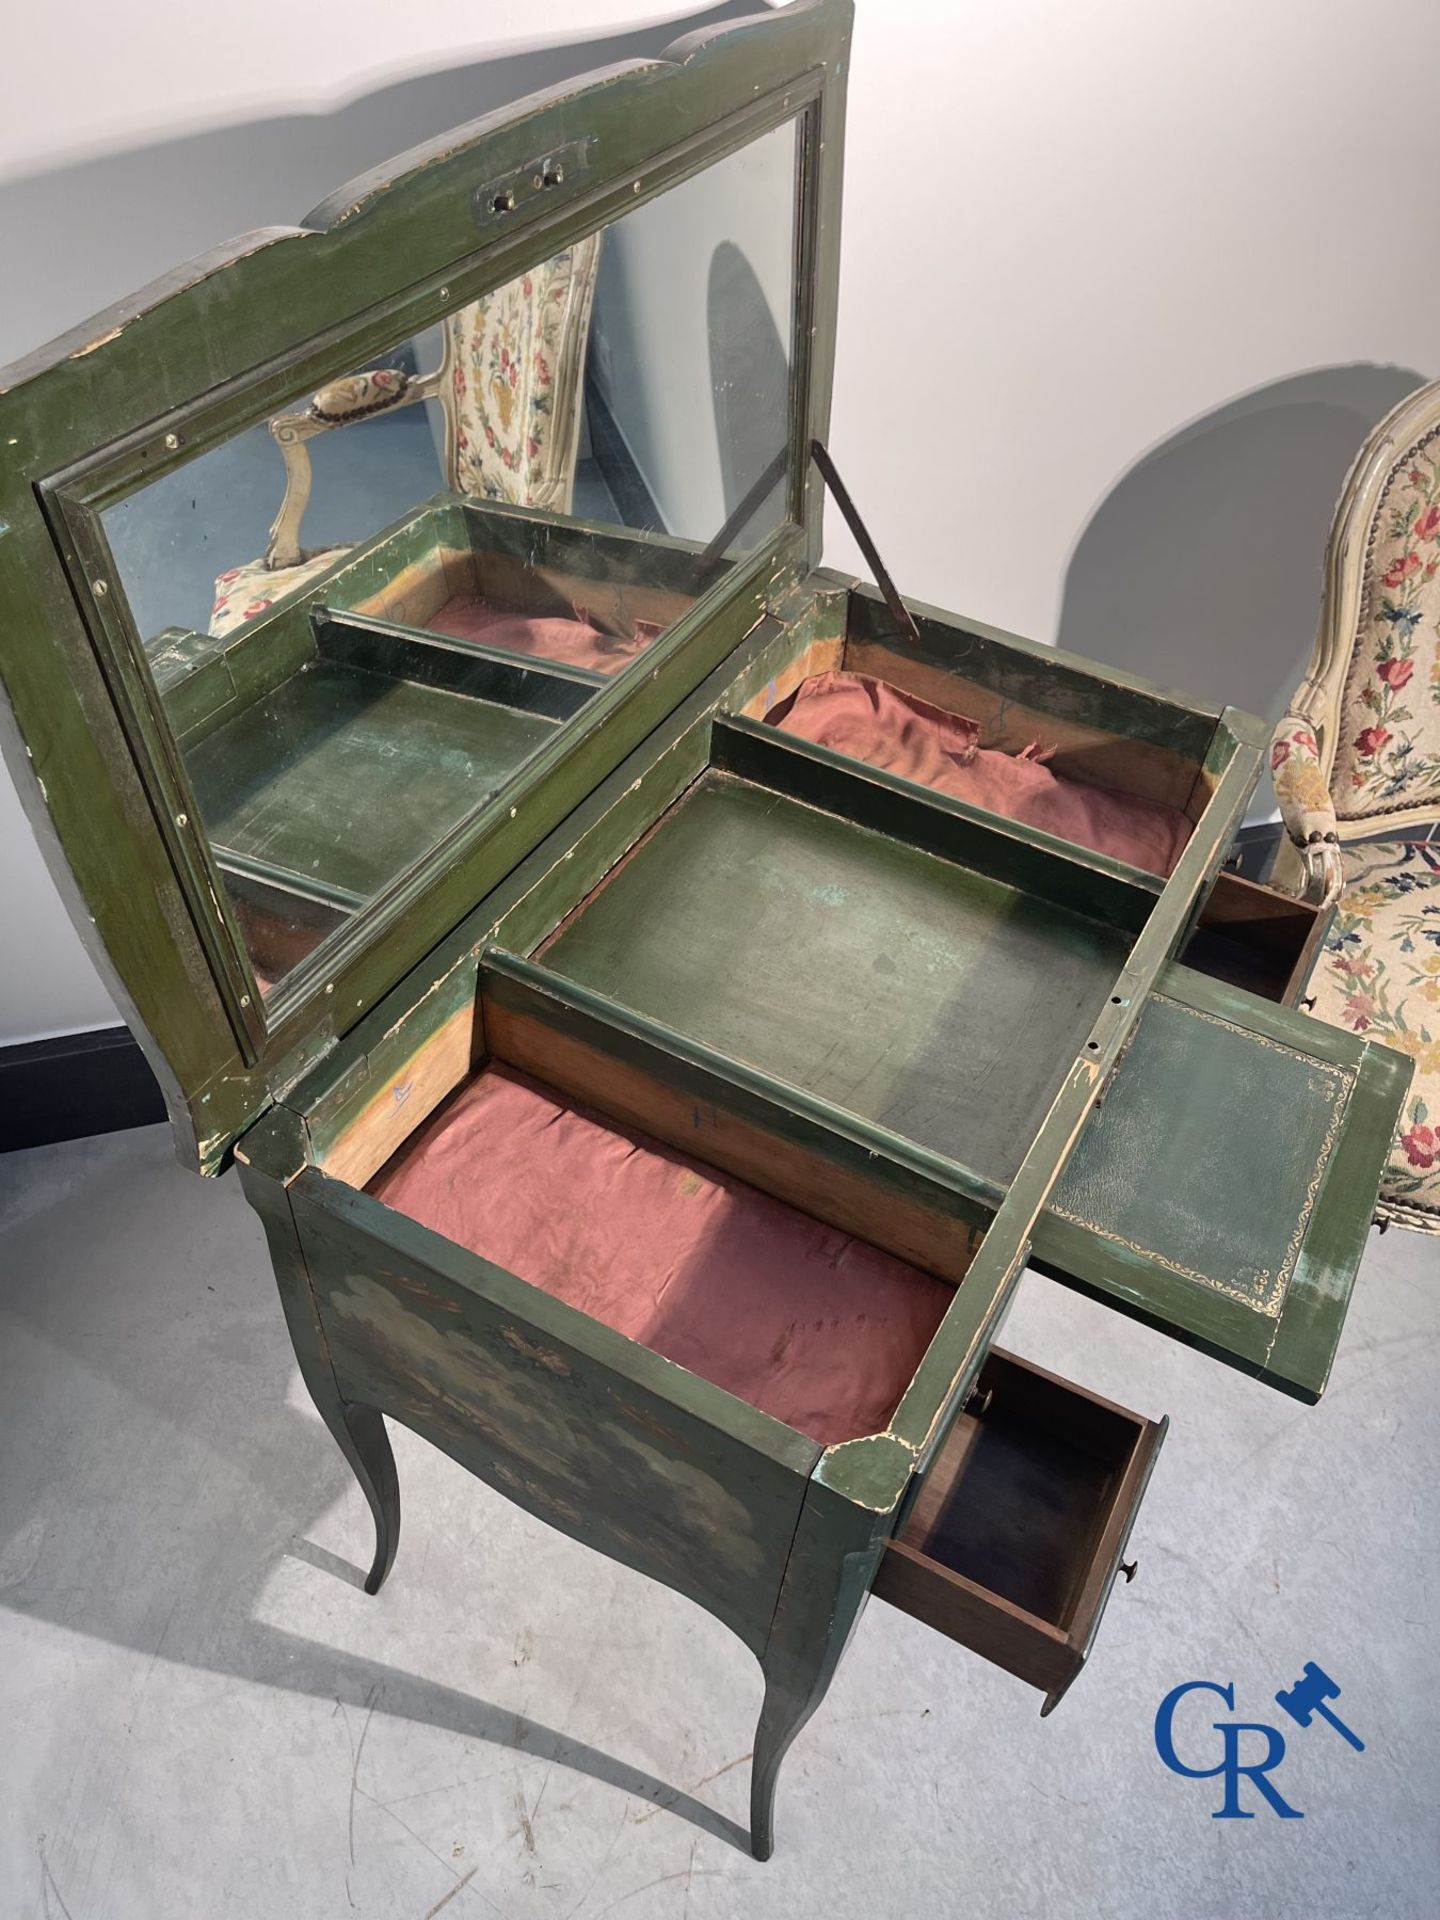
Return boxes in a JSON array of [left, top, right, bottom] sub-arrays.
[[1270, 713, 1344, 907], [266, 365, 442, 570]]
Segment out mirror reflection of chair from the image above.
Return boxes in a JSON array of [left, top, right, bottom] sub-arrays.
[[1269, 378, 1440, 1232], [209, 236, 602, 637]]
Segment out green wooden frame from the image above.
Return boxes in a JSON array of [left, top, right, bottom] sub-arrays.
[[271, 556, 1413, 1404], [0, 0, 854, 1170]]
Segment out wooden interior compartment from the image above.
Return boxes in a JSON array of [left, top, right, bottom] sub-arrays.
[[872, 1348, 1166, 1710], [293, 632, 1184, 1467], [838, 585, 1224, 821], [535, 719, 1144, 1189], [145, 487, 692, 725], [476, 950, 994, 1287], [326, 497, 703, 670], [291, 635, 1176, 1472], [181, 611, 589, 908], [1178, 869, 1328, 1004], [314, 949, 1006, 1451]]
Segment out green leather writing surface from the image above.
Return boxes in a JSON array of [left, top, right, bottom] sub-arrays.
[[1051, 994, 1352, 1318], [1033, 963, 1412, 1402]]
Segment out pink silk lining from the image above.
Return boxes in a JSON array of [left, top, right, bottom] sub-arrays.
[[424, 595, 662, 676], [771, 670, 1193, 878], [369, 1065, 952, 1447]]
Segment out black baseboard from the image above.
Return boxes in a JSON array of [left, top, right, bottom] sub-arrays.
[[0, 1025, 166, 1154]]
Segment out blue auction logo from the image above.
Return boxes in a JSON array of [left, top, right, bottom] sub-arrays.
[[1154, 1662, 1364, 1818]]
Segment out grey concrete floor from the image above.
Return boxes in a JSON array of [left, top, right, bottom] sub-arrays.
[[1, 1123, 1436, 1920]]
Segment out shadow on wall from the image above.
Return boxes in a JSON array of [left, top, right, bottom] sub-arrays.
[[0, 2, 755, 370], [1056, 366, 1430, 815]]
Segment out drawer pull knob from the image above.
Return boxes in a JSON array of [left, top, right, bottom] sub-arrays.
[[1120, 1559, 1138, 1583], [1300, 994, 1317, 1011], [966, 1386, 993, 1418]]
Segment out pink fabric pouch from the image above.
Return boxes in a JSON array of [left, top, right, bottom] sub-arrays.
[[424, 597, 662, 675], [369, 1065, 952, 1447], [770, 670, 1193, 878]]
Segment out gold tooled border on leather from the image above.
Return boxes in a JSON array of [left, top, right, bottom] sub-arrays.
[[1050, 995, 1355, 1318]]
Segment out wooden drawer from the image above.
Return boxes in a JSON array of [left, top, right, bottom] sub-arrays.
[[872, 1349, 1166, 1713], [1179, 869, 1331, 1006]]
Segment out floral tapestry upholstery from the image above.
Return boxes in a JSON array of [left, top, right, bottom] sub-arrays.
[[1330, 429, 1440, 822], [209, 550, 347, 639], [208, 240, 600, 638], [1271, 717, 1338, 844], [446, 233, 601, 512], [1308, 837, 1440, 1227]]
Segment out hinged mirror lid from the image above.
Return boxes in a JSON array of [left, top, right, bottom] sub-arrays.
[[0, 0, 851, 1173]]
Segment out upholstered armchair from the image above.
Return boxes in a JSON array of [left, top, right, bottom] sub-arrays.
[[209, 235, 602, 637], [1270, 379, 1440, 1232]]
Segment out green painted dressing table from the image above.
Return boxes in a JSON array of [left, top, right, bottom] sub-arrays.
[[0, 0, 1409, 1859]]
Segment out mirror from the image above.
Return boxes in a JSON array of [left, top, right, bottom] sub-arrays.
[[96, 117, 800, 1000]]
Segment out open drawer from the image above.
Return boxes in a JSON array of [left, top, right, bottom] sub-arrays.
[[1178, 869, 1332, 1007], [872, 1348, 1166, 1713]]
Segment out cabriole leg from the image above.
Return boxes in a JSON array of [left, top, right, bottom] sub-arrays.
[[289, 1358, 402, 1594], [749, 1479, 895, 1860], [237, 1136, 402, 1595], [337, 1398, 401, 1594], [750, 1658, 829, 1862]]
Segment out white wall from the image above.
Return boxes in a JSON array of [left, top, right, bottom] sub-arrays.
[[589, 118, 798, 538], [826, 0, 1436, 736], [4, 0, 1439, 1044], [0, 4, 732, 186]]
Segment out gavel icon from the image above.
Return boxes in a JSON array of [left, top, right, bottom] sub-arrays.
[[1274, 1662, 1365, 1752]]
